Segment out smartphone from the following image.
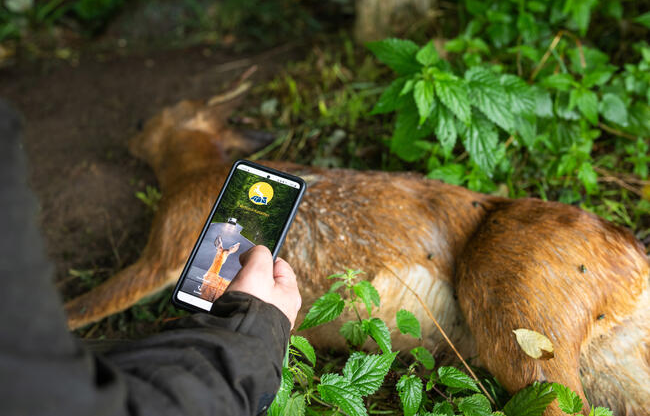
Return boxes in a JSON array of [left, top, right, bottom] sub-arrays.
[[171, 159, 306, 313]]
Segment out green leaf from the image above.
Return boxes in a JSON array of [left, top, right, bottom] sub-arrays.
[[391, 102, 434, 162], [517, 11, 539, 43], [343, 351, 398, 396], [634, 11, 650, 29], [340, 321, 368, 347], [582, 69, 614, 88], [465, 66, 514, 131], [503, 382, 557, 416], [416, 41, 440, 66], [396, 309, 421, 338], [445, 37, 466, 53], [396, 375, 423, 416], [437, 366, 480, 393], [627, 102, 650, 137], [367, 38, 422, 75], [514, 114, 537, 149], [461, 114, 500, 175], [362, 318, 392, 354], [353, 280, 381, 315], [532, 86, 553, 118], [541, 73, 575, 91], [552, 383, 583, 414], [290, 335, 316, 366], [571, 88, 599, 125], [578, 162, 598, 195], [457, 394, 492, 416], [599, 93, 628, 127], [414, 80, 436, 124], [371, 77, 409, 115], [432, 101, 458, 154], [433, 70, 472, 123], [565, 0, 597, 36], [318, 374, 367, 416], [428, 164, 465, 186], [268, 368, 294, 416], [500, 74, 536, 115], [410, 346, 435, 370], [284, 393, 305, 416], [589, 407, 613, 416], [298, 292, 345, 330], [432, 401, 455, 416]]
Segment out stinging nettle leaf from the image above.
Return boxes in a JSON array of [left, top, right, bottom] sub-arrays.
[[298, 292, 345, 330], [396, 309, 422, 338], [433, 70, 472, 123], [410, 346, 435, 370], [340, 320, 368, 346], [437, 366, 480, 392], [503, 382, 557, 416], [500, 74, 536, 115], [599, 93, 628, 127], [513, 328, 555, 360], [541, 73, 575, 91], [589, 407, 614, 416], [431, 100, 458, 155], [268, 368, 294, 416], [353, 280, 381, 315], [362, 317, 392, 354], [343, 351, 398, 396], [290, 335, 316, 366], [414, 80, 436, 124], [465, 67, 515, 132], [284, 393, 306, 416], [367, 38, 422, 76], [396, 375, 423, 416], [371, 77, 409, 115], [552, 383, 584, 414], [460, 114, 500, 176], [571, 88, 599, 125], [391, 100, 434, 162], [578, 162, 599, 195], [318, 374, 368, 416], [457, 393, 492, 416], [416, 40, 440, 66]]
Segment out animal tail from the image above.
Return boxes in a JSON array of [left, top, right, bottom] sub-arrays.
[[64, 257, 168, 330]]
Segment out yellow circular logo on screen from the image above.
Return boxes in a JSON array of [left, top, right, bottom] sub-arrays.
[[249, 182, 274, 205]]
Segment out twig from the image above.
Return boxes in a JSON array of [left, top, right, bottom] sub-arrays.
[[377, 261, 496, 405], [592, 167, 643, 196], [530, 31, 564, 81], [599, 122, 637, 141]]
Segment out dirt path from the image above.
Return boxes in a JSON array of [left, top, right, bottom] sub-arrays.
[[0, 45, 294, 297]]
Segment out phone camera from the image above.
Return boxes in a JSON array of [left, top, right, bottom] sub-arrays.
[[267, 175, 270, 178]]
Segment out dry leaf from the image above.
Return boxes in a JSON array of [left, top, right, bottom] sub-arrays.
[[513, 328, 555, 360]]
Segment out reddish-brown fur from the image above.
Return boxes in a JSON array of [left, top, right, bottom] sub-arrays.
[[64, 98, 650, 415], [200, 237, 239, 302]]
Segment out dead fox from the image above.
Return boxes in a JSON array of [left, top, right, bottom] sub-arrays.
[[64, 97, 650, 415]]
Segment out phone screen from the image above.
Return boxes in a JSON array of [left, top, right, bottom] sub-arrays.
[[176, 163, 303, 311]]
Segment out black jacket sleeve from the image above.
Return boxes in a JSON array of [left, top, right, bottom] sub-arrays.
[[0, 99, 290, 416]]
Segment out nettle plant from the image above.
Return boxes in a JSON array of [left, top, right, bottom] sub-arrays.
[[367, 0, 650, 205], [269, 269, 613, 416]]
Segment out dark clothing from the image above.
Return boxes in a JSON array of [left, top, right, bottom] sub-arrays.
[[0, 100, 289, 416]]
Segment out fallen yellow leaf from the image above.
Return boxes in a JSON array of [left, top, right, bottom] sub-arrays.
[[513, 328, 555, 360]]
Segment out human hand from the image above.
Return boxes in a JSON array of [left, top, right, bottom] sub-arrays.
[[227, 245, 302, 328]]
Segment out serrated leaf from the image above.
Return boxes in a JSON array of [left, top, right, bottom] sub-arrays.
[[417, 41, 440, 66], [541, 73, 575, 91], [432, 401, 455, 416], [513, 328, 555, 360], [571, 88, 599, 125], [340, 321, 368, 347], [438, 366, 480, 392], [599, 93, 628, 127], [503, 382, 556, 416], [627, 102, 650, 137], [500, 74, 536, 115], [532, 86, 553, 118], [284, 393, 306, 416], [589, 407, 613, 416], [328, 280, 346, 293], [410, 346, 435, 370], [461, 114, 500, 175], [552, 383, 583, 414], [428, 163, 465, 186], [362, 318, 392, 354], [268, 368, 294, 416], [391, 101, 434, 162], [353, 280, 380, 315], [291, 335, 316, 366], [434, 70, 471, 123], [582, 69, 614, 88], [514, 114, 537, 149], [367, 38, 422, 76], [396, 309, 421, 338], [298, 292, 345, 330], [457, 394, 492, 416], [371, 77, 409, 115], [466, 67, 514, 131], [295, 360, 315, 385], [432, 100, 458, 154], [634, 11, 650, 28], [318, 374, 367, 416], [414, 80, 436, 123], [396, 375, 423, 416], [343, 351, 397, 396], [578, 162, 598, 195]]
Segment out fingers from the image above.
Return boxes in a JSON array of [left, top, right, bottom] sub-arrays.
[[273, 257, 296, 283], [229, 246, 273, 291]]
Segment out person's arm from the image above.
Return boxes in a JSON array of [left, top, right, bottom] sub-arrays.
[[0, 99, 300, 416]]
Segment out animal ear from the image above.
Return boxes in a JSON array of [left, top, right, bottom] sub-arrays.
[[215, 235, 223, 249], [228, 242, 240, 254]]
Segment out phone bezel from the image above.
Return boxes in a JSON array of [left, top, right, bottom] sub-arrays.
[[171, 159, 306, 314]]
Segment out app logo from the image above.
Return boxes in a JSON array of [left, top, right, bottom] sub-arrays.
[[249, 182, 274, 205]]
